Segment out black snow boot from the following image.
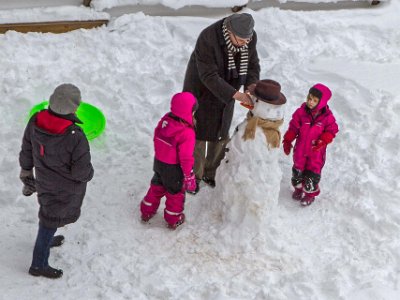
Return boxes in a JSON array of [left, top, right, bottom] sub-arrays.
[[29, 266, 63, 279], [202, 176, 216, 188]]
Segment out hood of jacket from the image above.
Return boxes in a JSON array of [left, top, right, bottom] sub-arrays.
[[312, 83, 332, 111], [170, 92, 197, 127], [33, 110, 81, 151], [36, 110, 73, 134]]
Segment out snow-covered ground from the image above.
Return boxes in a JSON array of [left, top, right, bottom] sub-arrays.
[[0, 6, 109, 23], [1, 1, 399, 299]]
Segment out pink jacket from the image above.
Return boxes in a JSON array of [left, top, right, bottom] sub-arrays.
[[288, 84, 339, 173], [153, 92, 197, 177]]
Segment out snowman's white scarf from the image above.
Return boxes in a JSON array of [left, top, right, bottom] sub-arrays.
[[242, 113, 284, 149], [222, 22, 249, 85]]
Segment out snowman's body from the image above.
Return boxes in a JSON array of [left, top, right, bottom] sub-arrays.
[[212, 99, 285, 246]]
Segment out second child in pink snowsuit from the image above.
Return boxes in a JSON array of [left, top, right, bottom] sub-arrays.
[[282, 83, 339, 206], [140, 92, 198, 229]]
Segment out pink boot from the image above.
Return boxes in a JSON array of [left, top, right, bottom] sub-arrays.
[[164, 190, 185, 228], [140, 184, 166, 222], [292, 188, 303, 201], [300, 194, 315, 206], [165, 211, 185, 230], [301, 190, 320, 206]]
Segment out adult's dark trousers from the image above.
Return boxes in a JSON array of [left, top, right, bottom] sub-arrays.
[[194, 139, 229, 181], [31, 223, 57, 269]]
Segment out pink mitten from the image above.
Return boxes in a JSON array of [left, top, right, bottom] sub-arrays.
[[183, 172, 197, 192]]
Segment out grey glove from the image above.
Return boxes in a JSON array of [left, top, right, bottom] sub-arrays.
[[20, 169, 36, 196]]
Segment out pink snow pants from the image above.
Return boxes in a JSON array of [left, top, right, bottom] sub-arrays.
[[140, 184, 185, 225]]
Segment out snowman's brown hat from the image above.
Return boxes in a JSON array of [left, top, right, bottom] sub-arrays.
[[248, 79, 286, 105]]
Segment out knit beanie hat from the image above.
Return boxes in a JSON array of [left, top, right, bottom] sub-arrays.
[[49, 84, 81, 115], [225, 13, 255, 39]]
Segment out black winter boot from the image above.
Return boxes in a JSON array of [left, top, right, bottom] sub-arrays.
[[29, 266, 63, 279], [202, 176, 216, 188]]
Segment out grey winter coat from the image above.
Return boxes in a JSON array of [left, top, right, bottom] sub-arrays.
[[19, 110, 94, 228], [183, 18, 260, 141]]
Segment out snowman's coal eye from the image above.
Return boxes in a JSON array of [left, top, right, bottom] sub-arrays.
[[256, 99, 259, 102]]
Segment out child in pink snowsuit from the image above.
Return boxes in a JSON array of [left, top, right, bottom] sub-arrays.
[[140, 92, 198, 228], [282, 83, 339, 206]]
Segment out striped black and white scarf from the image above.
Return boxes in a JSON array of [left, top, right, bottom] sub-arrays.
[[222, 22, 249, 86]]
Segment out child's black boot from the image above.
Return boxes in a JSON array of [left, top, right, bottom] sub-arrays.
[[29, 266, 63, 279]]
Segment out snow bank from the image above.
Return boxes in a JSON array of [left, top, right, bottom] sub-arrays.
[[0, 6, 109, 24], [91, 0, 248, 10], [91, 0, 388, 11]]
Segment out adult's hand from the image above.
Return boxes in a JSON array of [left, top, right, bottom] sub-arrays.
[[233, 91, 253, 106]]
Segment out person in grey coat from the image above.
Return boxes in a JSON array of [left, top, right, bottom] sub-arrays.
[[19, 83, 94, 279], [183, 13, 260, 193]]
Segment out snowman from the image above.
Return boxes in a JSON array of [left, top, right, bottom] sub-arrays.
[[212, 79, 286, 247]]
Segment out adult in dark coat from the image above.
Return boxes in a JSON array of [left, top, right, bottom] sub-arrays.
[[19, 83, 94, 278], [183, 13, 260, 193]]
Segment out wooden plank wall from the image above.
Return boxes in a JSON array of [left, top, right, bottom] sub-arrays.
[[0, 20, 108, 34], [0, 1, 107, 34]]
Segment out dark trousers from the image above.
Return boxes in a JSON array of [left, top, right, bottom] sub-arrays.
[[31, 223, 57, 269], [194, 139, 229, 181]]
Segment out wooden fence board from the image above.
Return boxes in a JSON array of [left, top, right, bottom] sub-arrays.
[[0, 19, 108, 34]]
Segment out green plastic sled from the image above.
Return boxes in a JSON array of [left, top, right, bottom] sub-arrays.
[[29, 101, 106, 140]]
